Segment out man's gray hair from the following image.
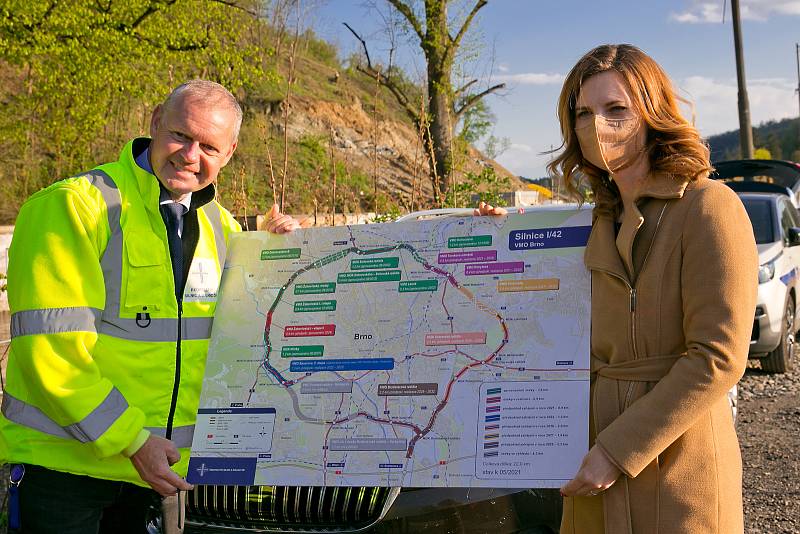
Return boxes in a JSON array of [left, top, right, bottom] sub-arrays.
[[163, 79, 243, 141]]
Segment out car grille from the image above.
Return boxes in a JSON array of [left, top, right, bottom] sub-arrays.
[[187, 485, 393, 531]]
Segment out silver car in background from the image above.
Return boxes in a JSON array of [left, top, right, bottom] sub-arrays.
[[737, 192, 800, 373], [713, 159, 800, 373]]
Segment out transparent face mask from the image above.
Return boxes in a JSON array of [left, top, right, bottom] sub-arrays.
[[575, 114, 644, 174]]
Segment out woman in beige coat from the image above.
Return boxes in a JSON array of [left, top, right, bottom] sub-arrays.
[[480, 44, 758, 533]]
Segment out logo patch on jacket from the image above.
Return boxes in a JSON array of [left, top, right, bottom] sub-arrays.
[[184, 258, 220, 301]]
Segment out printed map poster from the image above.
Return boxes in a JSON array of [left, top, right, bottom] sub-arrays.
[[188, 207, 592, 488]]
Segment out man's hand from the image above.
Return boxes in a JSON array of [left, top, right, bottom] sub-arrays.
[[130, 435, 194, 497], [473, 201, 511, 216], [560, 445, 621, 497], [265, 204, 303, 234]]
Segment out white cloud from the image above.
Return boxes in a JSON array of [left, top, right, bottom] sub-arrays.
[[497, 63, 509, 73], [671, 0, 800, 24], [509, 143, 533, 152], [494, 72, 565, 85], [670, 2, 723, 23], [671, 12, 702, 23], [678, 75, 797, 137]]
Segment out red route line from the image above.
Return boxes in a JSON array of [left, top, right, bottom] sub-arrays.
[[331, 411, 422, 434], [259, 237, 522, 461], [321, 393, 347, 485], [405, 320, 509, 458]]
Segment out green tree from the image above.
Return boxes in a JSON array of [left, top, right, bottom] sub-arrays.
[[458, 98, 493, 144], [0, 0, 278, 221], [483, 133, 510, 159], [444, 165, 509, 207], [347, 0, 504, 203]]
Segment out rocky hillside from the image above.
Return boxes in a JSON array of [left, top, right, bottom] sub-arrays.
[[0, 9, 519, 222], [270, 93, 520, 209]]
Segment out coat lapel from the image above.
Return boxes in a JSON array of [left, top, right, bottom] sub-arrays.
[[585, 173, 691, 282], [585, 214, 630, 283]]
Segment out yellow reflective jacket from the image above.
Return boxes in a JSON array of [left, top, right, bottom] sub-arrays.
[[0, 138, 241, 485]]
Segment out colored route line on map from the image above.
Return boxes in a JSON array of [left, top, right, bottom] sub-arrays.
[[250, 230, 509, 459]]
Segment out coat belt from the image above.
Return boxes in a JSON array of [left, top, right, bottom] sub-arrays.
[[590, 353, 683, 534]]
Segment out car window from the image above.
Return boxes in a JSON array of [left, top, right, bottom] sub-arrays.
[[741, 198, 775, 244], [785, 200, 800, 228], [779, 199, 796, 243]]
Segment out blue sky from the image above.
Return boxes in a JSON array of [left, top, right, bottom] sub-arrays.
[[312, 1, 800, 177]]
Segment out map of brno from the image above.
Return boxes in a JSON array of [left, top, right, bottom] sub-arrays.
[[188, 207, 592, 488]]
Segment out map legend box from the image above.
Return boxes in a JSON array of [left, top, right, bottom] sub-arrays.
[[193, 407, 276, 453], [475, 381, 588, 482]]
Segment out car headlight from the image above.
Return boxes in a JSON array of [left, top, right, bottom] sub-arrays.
[[758, 259, 776, 284]]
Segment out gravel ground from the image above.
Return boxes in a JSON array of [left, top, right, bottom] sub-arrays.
[[739, 362, 800, 534]]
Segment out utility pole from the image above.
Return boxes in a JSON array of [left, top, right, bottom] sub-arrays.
[[731, 0, 754, 158]]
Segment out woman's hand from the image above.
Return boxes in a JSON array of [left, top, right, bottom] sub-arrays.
[[560, 445, 622, 497], [473, 201, 508, 216], [264, 204, 302, 234]]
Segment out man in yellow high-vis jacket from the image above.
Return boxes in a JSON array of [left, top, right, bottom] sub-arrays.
[[1, 80, 299, 533]]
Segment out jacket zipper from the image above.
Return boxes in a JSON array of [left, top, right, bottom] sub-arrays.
[[595, 268, 640, 364], [596, 203, 669, 409], [166, 298, 182, 440]]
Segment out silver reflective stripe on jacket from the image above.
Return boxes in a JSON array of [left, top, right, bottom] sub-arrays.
[[5, 171, 217, 444], [99, 317, 213, 341], [11, 307, 101, 337], [82, 170, 128, 338], [147, 425, 196, 448], [1, 388, 128, 442]]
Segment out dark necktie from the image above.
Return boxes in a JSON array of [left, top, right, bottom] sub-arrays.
[[161, 203, 184, 300]]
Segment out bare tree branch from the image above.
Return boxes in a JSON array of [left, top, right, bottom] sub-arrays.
[[130, 21, 211, 51], [344, 22, 420, 122], [454, 82, 505, 118], [385, 0, 425, 42], [129, 0, 178, 30], [454, 79, 477, 98], [449, 0, 487, 58], [207, 0, 261, 18], [343, 22, 373, 69], [355, 65, 420, 123]]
